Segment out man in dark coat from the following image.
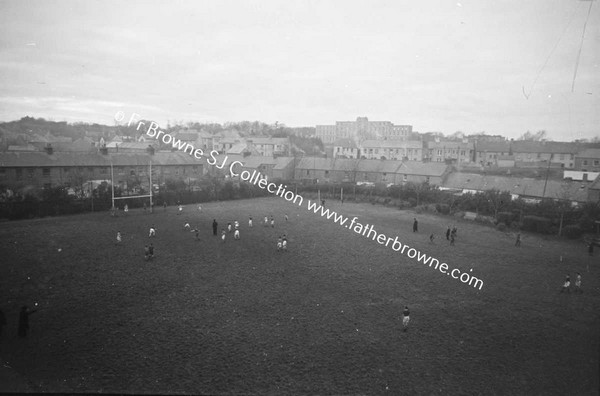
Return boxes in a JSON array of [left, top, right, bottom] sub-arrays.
[[18, 306, 37, 337], [212, 219, 218, 236], [413, 218, 418, 233], [0, 309, 6, 339], [446, 226, 451, 240]]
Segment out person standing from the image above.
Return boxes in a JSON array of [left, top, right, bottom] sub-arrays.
[[248, 216, 253, 228], [413, 218, 418, 233], [515, 233, 521, 247], [148, 225, 156, 237], [429, 233, 435, 243], [560, 274, 570, 293], [18, 306, 37, 338], [0, 309, 6, 340], [575, 272, 582, 293], [148, 244, 154, 259], [450, 233, 455, 246], [446, 226, 451, 241], [163, 201, 167, 212], [402, 306, 410, 332], [116, 231, 122, 244], [144, 245, 150, 261], [212, 219, 218, 236]]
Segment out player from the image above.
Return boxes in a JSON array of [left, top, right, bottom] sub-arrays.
[[148, 243, 154, 259], [221, 229, 226, 243], [402, 306, 410, 332], [560, 274, 570, 293], [163, 202, 167, 212], [212, 219, 218, 236], [191, 227, 200, 240], [248, 216, 253, 228], [271, 216, 275, 228], [285, 213, 289, 222], [234, 220, 239, 230], [429, 233, 435, 243], [124, 204, 129, 214], [198, 205, 202, 213], [282, 234, 288, 251], [227, 222, 232, 233], [413, 218, 418, 233], [515, 233, 521, 247], [234, 228, 240, 240], [446, 226, 451, 240], [264, 216, 269, 227], [144, 245, 150, 261], [116, 231, 122, 244], [277, 236, 282, 251], [184, 222, 191, 230], [178, 205, 183, 215], [18, 306, 37, 338], [575, 272, 582, 293], [149, 226, 156, 237]]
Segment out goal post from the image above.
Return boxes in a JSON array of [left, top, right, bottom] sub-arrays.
[[110, 160, 154, 213]]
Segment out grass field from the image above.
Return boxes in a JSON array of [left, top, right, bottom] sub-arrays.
[[0, 196, 598, 395]]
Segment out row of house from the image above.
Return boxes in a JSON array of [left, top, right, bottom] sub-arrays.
[[1, 146, 597, 205], [331, 137, 600, 170], [8, 130, 291, 158]]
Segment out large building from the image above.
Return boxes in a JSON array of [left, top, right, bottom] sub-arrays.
[[316, 117, 412, 144]]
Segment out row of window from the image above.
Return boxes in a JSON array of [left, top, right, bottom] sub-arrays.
[[305, 169, 430, 183], [1, 166, 201, 180]]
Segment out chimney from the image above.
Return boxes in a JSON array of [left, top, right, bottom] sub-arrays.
[[583, 173, 588, 182], [44, 143, 53, 155]]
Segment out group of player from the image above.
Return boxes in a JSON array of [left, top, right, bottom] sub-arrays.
[[561, 273, 583, 293]]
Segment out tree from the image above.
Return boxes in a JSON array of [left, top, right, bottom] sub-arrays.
[[518, 130, 548, 141]]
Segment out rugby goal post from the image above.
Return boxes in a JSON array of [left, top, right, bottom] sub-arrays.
[[110, 160, 154, 213]]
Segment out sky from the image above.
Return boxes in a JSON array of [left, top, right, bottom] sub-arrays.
[[0, 0, 598, 141]]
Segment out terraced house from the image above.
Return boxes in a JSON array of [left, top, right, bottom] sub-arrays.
[[0, 148, 204, 194]]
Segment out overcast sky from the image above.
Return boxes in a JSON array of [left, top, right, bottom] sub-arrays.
[[0, 0, 598, 141]]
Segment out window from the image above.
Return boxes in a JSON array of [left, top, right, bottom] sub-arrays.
[[594, 160, 599, 166], [426, 176, 430, 183], [43, 168, 50, 177], [325, 170, 329, 176], [583, 160, 589, 166], [306, 170, 310, 176], [437, 150, 442, 155]]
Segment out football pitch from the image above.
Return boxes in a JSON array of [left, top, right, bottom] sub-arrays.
[[0, 196, 598, 394]]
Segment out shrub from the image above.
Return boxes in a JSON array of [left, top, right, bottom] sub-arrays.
[[436, 204, 450, 215], [522, 215, 553, 234], [496, 223, 507, 232], [562, 225, 583, 239], [497, 211, 514, 226], [407, 197, 417, 207]]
